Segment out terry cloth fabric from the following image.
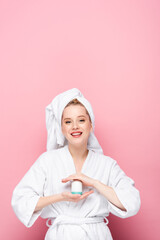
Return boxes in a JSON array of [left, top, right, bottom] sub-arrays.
[[45, 88, 103, 154]]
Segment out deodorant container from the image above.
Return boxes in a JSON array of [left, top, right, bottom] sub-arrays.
[[71, 180, 82, 195]]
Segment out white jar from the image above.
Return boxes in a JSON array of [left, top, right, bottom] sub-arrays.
[[71, 180, 82, 195]]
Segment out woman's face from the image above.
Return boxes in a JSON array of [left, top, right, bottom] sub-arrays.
[[61, 104, 93, 147]]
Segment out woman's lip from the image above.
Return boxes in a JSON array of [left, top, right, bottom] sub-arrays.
[[71, 131, 82, 135], [71, 132, 83, 137], [71, 133, 82, 138]]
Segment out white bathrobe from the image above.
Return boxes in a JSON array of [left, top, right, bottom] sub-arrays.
[[11, 145, 141, 239]]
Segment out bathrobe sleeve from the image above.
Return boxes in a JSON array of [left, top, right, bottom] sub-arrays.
[[107, 159, 141, 218], [11, 152, 47, 227]]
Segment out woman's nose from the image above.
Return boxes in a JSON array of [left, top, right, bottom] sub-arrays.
[[72, 121, 79, 129]]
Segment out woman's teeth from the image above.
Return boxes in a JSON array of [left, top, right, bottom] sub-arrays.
[[71, 132, 82, 136]]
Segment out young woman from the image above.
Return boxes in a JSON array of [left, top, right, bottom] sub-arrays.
[[11, 88, 141, 239]]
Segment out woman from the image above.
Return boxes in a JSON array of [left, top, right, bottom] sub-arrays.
[[11, 88, 141, 239]]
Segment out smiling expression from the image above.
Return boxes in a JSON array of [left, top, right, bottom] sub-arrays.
[[61, 104, 93, 147]]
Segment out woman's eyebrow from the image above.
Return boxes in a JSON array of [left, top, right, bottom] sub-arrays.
[[64, 115, 86, 120]]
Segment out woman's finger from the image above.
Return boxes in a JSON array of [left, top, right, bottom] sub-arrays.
[[82, 190, 94, 197], [61, 179, 69, 183], [78, 190, 94, 200], [62, 174, 95, 187], [62, 175, 77, 182]]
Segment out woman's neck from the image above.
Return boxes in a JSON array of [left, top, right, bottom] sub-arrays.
[[68, 144, 88, 162]]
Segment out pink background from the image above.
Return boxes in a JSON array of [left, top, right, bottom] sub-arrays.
[[1, 0, 160, 239]]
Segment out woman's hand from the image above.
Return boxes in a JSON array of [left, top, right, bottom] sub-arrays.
[[61, 190, 94, 202], [62, 173, 97, 187], [34, 190, 94, 212], [61, 173, 96, 202]]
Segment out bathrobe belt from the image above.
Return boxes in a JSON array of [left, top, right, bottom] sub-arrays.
[[46, 215, 109, 239], [46, 215, 109, 227]]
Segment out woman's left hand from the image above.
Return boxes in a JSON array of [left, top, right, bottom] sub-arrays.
[[62, 173, 97, 187]]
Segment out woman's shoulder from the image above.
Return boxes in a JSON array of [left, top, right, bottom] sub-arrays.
[[40, 147, 64, 157], [34, 147, 65, 166], [91, 150, 117, 166]]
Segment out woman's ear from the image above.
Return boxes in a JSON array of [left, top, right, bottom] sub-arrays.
[[90, 123, 93, 132], [61, 119, 64, 134]]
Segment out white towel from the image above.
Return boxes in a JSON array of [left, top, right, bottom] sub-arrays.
[[45, 88, 103, 154]]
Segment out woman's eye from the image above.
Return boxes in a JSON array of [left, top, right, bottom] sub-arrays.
[[65, 121, 71, 124], [65, 119, 85, 124]]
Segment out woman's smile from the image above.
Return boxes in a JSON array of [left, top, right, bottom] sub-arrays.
[[71, 131, 83, 138]]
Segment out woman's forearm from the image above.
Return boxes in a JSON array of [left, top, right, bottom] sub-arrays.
[[34, 194, 63, 213], [34, 180, 126, 213], [93, 180, 126, 211]]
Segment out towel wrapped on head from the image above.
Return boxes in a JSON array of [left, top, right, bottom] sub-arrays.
[[45, 88, 103, 154]]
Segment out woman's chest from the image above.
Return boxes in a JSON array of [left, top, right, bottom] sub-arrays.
[[44, 156, 110, 196]]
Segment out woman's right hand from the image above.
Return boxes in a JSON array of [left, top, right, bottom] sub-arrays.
[[61, 190, 94, 202]]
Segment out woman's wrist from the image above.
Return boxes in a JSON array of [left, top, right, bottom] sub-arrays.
[[34, 193, 64, 213], [92, 179, 112, 193], [56, 193, 64, 202], [92, 179, 101, 189], [59, 192, 68, 201]]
